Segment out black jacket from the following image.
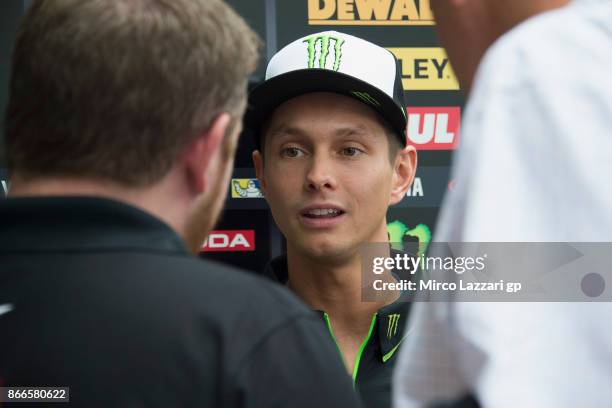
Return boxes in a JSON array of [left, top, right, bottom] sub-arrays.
[[0, 197, 362, 407]]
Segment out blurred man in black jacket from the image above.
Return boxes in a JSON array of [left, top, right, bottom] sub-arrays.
[[0, 1, 361, 407]]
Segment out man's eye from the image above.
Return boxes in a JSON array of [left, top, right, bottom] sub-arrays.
[[281, 147, 304, 158], [341, 147, 363, 157]]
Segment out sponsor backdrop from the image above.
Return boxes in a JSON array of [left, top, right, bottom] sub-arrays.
[[213, 0, 464, 272], [0, 0, 463, 273]]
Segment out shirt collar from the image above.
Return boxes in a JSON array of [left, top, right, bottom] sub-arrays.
[[0, 196, 188, 254]]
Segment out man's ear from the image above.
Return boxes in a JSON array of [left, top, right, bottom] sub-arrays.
[[389, 146, 417, 206], [184, 113, 231, 194], [252, 150, 266, 193]]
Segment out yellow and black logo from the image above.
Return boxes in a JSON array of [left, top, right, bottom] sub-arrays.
[[386, 48, 459, 91], [231, 179, 264, 199], [308, 0, 434, 26]]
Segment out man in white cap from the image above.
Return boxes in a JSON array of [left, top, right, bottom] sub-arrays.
[[245, 31, 417, 408]]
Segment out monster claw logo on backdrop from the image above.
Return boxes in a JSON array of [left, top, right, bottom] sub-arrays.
[[304, 33, 345, 71], [387, 314, 401, 339], [387, 221, 431, 255], [231, 179, 264, 199], [308, 0, 434, 26]]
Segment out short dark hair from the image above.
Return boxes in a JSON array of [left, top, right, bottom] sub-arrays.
[[5, 0, 260, 186]]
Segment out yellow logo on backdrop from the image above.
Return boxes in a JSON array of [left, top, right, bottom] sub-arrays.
[[386, 48, 460, 91], [231, 179, 264, 199], [308, 0, 434, 26]]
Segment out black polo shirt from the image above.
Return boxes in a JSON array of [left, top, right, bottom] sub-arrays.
[[264, 255, 411, 408], [0, 197, 362, 408]]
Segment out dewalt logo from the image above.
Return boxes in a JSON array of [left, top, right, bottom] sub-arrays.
[[386, 48, 459, 91], [308, 0, 434, 26]]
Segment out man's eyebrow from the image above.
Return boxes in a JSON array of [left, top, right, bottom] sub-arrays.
[[267, 126, 309, 139], [267, 124, 374, 140], [333, 124, 370, 137]]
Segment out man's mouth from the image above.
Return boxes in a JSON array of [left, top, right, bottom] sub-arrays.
[[302, 208, 345, 219]]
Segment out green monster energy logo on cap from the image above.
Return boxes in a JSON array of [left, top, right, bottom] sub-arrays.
[[387, 314, 400, 339], [351, 91, 380, 107], [303, 34, 345, 71]]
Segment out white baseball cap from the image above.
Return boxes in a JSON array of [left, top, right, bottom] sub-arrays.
[[245, 30, 407, 148]]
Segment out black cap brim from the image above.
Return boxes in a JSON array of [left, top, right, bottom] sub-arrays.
[[245, 69, 407, 150]]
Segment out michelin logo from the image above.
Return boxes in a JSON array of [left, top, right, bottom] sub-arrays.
[[231, 179, 263, 199]]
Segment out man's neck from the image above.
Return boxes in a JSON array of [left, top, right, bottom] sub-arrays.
[[285, 245, 398, 329], [456, 0, 570, 93], [491, 0, 570, 31], [8, 171, 190, 239], [285, 243, 399, 374]]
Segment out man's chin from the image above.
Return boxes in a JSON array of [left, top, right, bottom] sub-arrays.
[[295, 239, 359, 265]]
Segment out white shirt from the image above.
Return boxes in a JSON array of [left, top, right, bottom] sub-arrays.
[[393, 1, 612, 407]]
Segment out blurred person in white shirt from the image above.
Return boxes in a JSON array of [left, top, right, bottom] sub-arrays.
[[393, 0, 612, 407]]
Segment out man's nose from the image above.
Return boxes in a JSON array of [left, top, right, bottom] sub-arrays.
[[304, 154, 337, 192]]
